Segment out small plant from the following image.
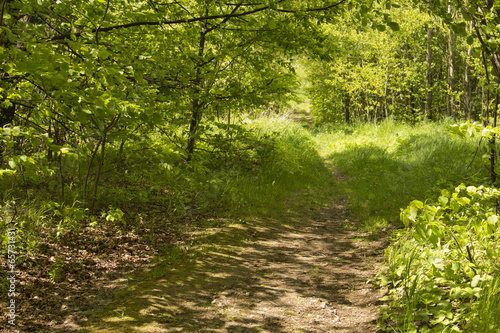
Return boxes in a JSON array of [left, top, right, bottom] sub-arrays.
[[102, 206, 125, 223], [42, 200, 88, 237], [49, 257, 65, 283]]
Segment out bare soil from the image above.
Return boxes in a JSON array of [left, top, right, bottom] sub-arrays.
[[1, 191, 387, 333], [84, 193, 388, 333]]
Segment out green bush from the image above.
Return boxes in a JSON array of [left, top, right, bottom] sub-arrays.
[[379, 184, 500, 332]]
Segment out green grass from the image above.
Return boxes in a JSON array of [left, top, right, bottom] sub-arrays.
[[475, 271, 500, 332], [312, 118, 487, 228], [309, 118, 500, 332]]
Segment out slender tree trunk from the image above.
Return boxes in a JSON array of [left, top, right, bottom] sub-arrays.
[[91, 133, 107, 214], [90, 115, 120, 213], [482, 51, 491, 126], [384, 61, 389, 119], [425, 26, 433, 120], [465, 47, 472, 120], [186, 8, 209, 161], [344, 90, 350, 123], [365, 90, 369, 122], [490, 93, 498, 184], [447, 27, 455, 118], [482, 85, 486, 124]]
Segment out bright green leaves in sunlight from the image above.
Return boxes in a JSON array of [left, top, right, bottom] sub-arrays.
[[381, 184, 500, 332], [448, 121, 500, 183], [400, 199, 423, 227], [0, 0, 351, 222], [305, 2, 436, 124]]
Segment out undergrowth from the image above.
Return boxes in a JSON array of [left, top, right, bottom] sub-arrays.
[[379, 186, 500, 332], [2, 114, 498, 332], [0, 115, 334, 271]]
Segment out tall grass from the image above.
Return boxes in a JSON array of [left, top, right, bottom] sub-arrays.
[[198, 116, 335, 217], [473, 272, 500, 332], [312, 118, 487, 227]]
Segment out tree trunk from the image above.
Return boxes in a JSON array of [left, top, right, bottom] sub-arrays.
[[465, 47, 472, 120], [185, 9, 209, 161], [447, 27, 455, 118], [384, 60, 389, 119], [344, 89, 350, 123], [425, 26, 433, 120], [482, 50, 491, 126], [89, 115, 120, 213], [490, 93, 498, 184], [365, 90, 369, 122]]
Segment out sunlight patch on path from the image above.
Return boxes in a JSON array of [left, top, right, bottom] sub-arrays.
[[87, 197, 385, 333]]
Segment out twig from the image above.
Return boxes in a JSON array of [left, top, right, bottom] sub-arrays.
[[466, 135, 483, 173]]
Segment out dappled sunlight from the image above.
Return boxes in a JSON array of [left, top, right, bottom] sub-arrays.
[[85, 195, 384, 332], [317, 121, 485, 223]]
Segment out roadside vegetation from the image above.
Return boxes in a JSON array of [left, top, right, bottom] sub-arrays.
[[0, 115, 339, 329], [311, 118, 500, 332]]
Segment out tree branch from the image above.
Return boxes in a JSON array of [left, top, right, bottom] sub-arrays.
[[49, 1, 346, 41]]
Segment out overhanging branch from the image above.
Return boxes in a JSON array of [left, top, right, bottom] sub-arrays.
[[49, 1, 346, 41]]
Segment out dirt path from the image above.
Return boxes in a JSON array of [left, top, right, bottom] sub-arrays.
[[87, 194, 387, 332], [287, 105, 313, 128]]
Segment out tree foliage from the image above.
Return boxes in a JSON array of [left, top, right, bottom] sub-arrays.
[[305, 1, 494, 124], [0, 0, 349, 210]]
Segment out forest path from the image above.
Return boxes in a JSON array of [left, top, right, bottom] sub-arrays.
[[87, 187, 387, 332], [286, 103, 313, 128]]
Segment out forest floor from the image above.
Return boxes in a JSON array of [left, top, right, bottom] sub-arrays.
[[1, 111, 389, 333], [76, 133, 390, 333], [81, 188, 387, 333]]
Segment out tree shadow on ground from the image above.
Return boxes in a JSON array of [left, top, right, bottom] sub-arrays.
[[79, 193, 386, 333], [325, 131, 484, 224]]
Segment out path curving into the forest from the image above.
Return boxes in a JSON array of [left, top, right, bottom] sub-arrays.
[[87, 191, 387, 332]]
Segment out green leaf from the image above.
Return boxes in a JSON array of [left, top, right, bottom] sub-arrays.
[[411, 200, 424, 209], [439, 196, 449, 206], [482, 24, 494, 35], [472, 47, 482, 58], [487, 215, 498, 224], [268, 18, 277, 30], [12, 127, 21, 136], [449, 22, 467, 36], [387, 22, 400, 31], [99, 49, 111, 60], [471, 275, 481, 288]]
